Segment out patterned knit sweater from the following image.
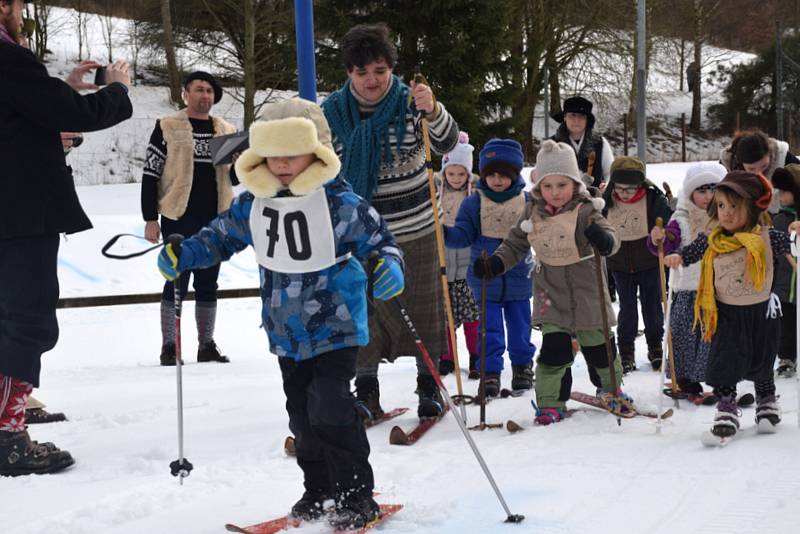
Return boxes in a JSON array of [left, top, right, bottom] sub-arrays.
[[328, 84, 459, 243]]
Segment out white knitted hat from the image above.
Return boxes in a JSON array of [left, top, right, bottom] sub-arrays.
[[532, 140, 583, 188], [681, 161, 726, 201], [441, 131, 474, 173]]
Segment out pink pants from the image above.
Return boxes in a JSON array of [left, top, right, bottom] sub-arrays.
[[442, 320, 479, 362]]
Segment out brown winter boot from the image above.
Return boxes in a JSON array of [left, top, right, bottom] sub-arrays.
[[0, 430, 74, 477]]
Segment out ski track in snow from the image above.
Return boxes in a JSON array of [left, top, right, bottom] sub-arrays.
[[3, 167, 799, 533]]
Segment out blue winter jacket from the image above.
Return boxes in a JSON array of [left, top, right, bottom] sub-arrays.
[[443, 177, 533, 303], [176, 177, 403, 361]]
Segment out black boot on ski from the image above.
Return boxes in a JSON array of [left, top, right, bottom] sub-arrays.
[[483, 373, 501, 398], [755, 394, 781, 429], [197, 341, 230, 363], [329, 492, 380, 531], [416, 374, 444, 418], [160, 343, 176, 366], [290, 489, 331, 521], [776, 359, 797, 378], [511, 362, 534, 390], [710, 396, 740, 438], [619, 346, 636, 374], [467, 353, 480, 380], [438, 359, 455, 376], [0, 430, 75, 477], [355, 376, 384, 422], [647, 345, 663, 372]]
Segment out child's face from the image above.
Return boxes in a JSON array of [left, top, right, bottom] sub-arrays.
[[539, 175, 576, 209], [613, 183, 641, 201], [484, 172, 513, 193], [444, 165, 470, 190], [691, 185, 715, 210], [779, 189, 795, 207], [715, 191, 749, 232], [267, 154, 318, 185]]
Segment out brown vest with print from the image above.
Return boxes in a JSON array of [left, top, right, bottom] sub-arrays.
[[713, 229, 773, 305], [479, 191, 525, 239], [607, 195, 649, 241], [527, 208, 582, 266]]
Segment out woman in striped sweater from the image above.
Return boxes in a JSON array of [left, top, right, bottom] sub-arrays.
[[322, 23, 460, 420]]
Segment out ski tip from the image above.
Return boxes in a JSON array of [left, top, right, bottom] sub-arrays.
[[756, 418, 778, 434], [388, 425, 410, 445], [224, 524, 248, 533], [283, 436, 296, 457], [737, 393, 755, 407], [701, 431, 732, 447], [660, 409, 674, 419], [506, 420, 524, 433]]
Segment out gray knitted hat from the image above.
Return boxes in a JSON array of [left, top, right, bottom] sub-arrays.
[[532, 140, 583, 187]]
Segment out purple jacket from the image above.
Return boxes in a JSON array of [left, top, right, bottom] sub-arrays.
[[646, 219, 682, 256]]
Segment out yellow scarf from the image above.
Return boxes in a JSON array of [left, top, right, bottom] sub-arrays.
[[694, 225, 767, 341]]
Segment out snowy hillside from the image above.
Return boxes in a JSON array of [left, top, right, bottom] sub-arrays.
[[1, 163, 798, 534]]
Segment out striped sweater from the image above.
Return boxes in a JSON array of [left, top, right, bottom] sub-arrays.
[[329, 85, 459, 242]]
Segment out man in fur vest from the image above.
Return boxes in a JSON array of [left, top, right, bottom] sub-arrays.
[[141, 71, 237, 366]]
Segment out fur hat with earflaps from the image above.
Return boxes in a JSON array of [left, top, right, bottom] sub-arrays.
[[235, 98, 341, 198], [771, 164, 800, 202]]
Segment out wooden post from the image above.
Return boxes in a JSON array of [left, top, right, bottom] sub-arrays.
[[735, 111, 741, 133], [681, 113, 687, 162], [623, 113, 629, 156]]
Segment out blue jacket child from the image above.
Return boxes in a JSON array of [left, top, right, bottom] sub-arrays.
[[157, 98, 400, 529], [443, 138, 536, 396]]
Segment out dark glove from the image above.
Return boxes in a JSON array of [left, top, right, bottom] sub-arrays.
[[473, 255, 505, 280], [584, 223, 615, 256]]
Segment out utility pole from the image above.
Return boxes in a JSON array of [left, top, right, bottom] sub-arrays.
[[637, 0, 647, 164], [543, 65, 550, 139], [294, 0, 317, 102], [777, 19, 784, 140]]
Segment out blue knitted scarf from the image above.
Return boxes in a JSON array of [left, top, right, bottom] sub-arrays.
[[322, 75, 410, 201]]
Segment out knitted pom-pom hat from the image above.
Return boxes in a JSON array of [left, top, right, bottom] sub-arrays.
[[442, 131, 475, 174], [479, 138, 523, 180], [682, 161, 726, 199]]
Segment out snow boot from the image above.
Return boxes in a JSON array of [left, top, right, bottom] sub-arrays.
[[329, 493, 380, 531], [197, 341, 230, 363], [468, 353, 480, 380], [355, 376, 384, 422], [710, 395, 740, 438], [416, 374, 444, 418], [482, 373, 501, 398], [438, 359, 455, 376], [511, 362, 534, 390], [619, 346, 636, 374], [0, 430, 74, 477], [290, 489, 331, 521], [24, 408, 67, 425], [776, 359, 797, 378], [755, 394, 781, 428], [534, 406, 565, 426], [647, 345, 663, 372], [160, 343, 176, 366]]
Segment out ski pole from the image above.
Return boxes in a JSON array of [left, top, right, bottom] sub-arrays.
[[414, 68, 468, 422], [791, 231, 800, 428], [591, 244, 622, 426], [164, 234, 193, 484], [655, 218, 680, 409], [656, 275, 676, 434], [470, 252, 502, 430], [101, 233, 163, 259], [392, 297, 524, 524]]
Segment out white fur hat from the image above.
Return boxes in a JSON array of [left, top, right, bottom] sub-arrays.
[[682, 161, 726, 200], [442, 131, 474, 174], [532, 140, 583, 188], [235, 97, 341, 198]]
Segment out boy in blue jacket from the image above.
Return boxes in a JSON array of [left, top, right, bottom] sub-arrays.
[[157, 98, 403, 530], [443, 139, 536, 396]]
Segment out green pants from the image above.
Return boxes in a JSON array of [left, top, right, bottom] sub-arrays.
[[535, 324, 624, 410]]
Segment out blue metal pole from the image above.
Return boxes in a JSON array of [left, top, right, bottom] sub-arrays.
[[294, 0, 317, 102]]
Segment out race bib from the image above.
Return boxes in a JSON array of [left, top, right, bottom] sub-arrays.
[[250, 188, 337, 273]]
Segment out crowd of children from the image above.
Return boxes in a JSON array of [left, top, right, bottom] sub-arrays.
[[74, 81, 785, 527]]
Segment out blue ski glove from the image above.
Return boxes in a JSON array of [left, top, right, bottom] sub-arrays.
[[372, 256, 404, 300], [158, 235, 184, 281]]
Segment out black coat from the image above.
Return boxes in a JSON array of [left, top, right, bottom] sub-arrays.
[[0, 42, 133, 239]]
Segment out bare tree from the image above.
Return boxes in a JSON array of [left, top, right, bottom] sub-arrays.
[[160, 0, 183, 106], [98, 0, 116, 63], [690, 0, 721, 130], [124, 19, 147, 84]]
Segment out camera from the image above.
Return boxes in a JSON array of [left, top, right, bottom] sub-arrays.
[[94, 66, 107, 87]]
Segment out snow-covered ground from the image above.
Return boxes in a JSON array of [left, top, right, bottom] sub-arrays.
[[2, 163, 799, 534]]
